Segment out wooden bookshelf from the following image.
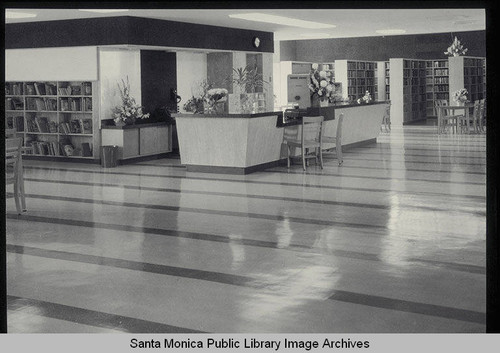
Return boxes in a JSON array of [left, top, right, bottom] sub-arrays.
[[5, 81, 99, 161], [389, 58, 427, 125], [334, 60, 378, 102], [423, 59, 449, 117], [449, 56, 486, 105]]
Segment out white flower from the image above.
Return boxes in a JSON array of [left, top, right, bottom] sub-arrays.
[[320, 80, 328, 88], [319, 70, 327, 78], [312, 63, 319, 70]]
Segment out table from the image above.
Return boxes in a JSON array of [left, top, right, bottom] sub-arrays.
[[436, 104, 474, 134]]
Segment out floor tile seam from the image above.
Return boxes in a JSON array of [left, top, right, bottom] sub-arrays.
[[6, 216, 486, 275], [334, 157, 486, 167], [343, 152, 487, 159], [355, 146, 487, 152], [15, 193, 487, 232], [22, 170, 487, 201], [15, 185, 488, 218], [327, 290, 485, 324], [15, 193, 392, 230], [6, 295, 206, 333], [6, 243, 260, 289], [24, 164, 487, 177]]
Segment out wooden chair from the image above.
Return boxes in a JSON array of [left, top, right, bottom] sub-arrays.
[[479, 99, 486, 133], [322, 113, 344, 166], [435, 99, 461, 134], [286, 115, 324, 171], [459, 100, 479, 134], [5, 137, 27, 214], [380, 103, 391, 132]]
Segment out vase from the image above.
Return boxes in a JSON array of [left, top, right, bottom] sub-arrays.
[[311, 94, 320, 108], [320, 100, 329, 107], [115, 121, 126, 127]]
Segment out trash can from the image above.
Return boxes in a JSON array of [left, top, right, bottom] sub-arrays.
[[101, 145, 119, 168]]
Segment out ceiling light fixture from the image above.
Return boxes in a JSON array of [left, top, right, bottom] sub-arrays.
[[6, 11, 37, 19], [375, 29, 407, 35], [79, 9, 129, 13], [229, 13, 336, 29]]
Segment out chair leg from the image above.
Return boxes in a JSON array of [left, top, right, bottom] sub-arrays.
[[336, 141, 343, 166], [13, 176, 22, 215], [319, 147, 323, 169], [302, 146, 306, 171], [18, 170, 26, 212], [287, 145, 291, 169]]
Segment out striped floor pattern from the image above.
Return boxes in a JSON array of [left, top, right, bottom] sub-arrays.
[[5, 125, 486, 333]]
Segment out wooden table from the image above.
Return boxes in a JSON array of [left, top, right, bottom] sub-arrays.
[[436, 104, 474, 134]]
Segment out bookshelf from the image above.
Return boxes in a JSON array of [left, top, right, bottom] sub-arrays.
[[278, 61, 335, 108], [376, 61, 389, 101], [389, 58, 427, 125], [5, 81, 98, 161], [448, 56, 486, 105], [334, 60, 378, 102], [424, 59, 449, 117]]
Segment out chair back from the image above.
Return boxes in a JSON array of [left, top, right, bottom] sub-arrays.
[[472, 100, 481, 120], [435, 99, 449, 116], [301, 115, 324, 145], [5, 137, 23, 182], [479, 99, 485, 118]]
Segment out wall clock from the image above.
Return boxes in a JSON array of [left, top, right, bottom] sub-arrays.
[[252, 37, 261, 48]]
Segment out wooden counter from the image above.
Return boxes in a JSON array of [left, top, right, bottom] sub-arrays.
[[173, 103, 387, 174]]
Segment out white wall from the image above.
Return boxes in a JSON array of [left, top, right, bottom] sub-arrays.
[[6, 46, 98, 81], [98, 48, 142, 121], [176, 51, 207, 113]]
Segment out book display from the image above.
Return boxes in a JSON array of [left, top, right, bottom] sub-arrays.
[[334, 60, 378, 102], [389, 58, 427, 125], [4, 81, 98, 160]]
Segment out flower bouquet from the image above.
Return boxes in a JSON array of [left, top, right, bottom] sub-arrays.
[[444, 36, 468, 57], [204, 88, 228, 114], [112, 77, 149, 125], [452, 88, 469, 105], [357, 91, 372, 104], [308, 63, 335, 104]]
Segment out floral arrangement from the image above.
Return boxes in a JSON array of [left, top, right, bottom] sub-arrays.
[[183, 96, 205, 114], [452, 88, 469, 104], [308, 63, 336, 102], [183, 80, 213, 114], [444, 36, 468, 57], [112, 77, 149, 125], [357, 91, 372, 104], [205, 88, 228, 112]]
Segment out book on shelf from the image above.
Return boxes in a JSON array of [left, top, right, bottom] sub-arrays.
[[26, 117, 39, 132], [59, 98, 69, 111], [81, 143, 92, 157], [44, 98, 57, 111], [83, 97, 93, 111], [80, 119, 93, 134], [82, 82, 92, 95], [58, 86, 72, 95], [34, 82, 46, 95], [35, 117, 51, 133], [15, 116, 24, 132], [68, 98, 81, 111], [25, 83, 36, 95], [70, 120, 82, 133], [45, 83, 57, 95], [49, 121, 58, 133], [71, 85, 82, 95]]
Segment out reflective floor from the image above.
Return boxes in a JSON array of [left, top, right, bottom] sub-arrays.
[[5, 125, 486, 333]]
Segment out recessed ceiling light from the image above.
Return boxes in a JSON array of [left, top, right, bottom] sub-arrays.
[[300, 33, 332, 38], [6, 11, 37, 19], [229, 13, 336, 29], [79, 9, 129, 13], [376, 29, 407, 35]]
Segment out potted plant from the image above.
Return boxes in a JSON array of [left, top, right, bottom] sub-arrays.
[[227, 65, 268, 113]]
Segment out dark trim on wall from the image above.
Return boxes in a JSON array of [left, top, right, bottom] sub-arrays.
[[280, 30, 485, 62], [5, 16, 274, 53]]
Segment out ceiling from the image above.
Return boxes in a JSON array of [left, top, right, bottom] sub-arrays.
[[5, 8, 486, 41]]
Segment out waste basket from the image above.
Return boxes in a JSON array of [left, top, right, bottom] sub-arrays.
[[101, 145, 119, 168]]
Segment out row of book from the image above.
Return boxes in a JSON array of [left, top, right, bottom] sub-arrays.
[[5, 82, 23, 95], [60, 97, 92, 112], [26, 140, 93, 157], [25, 82, 57, 96], [26, 97, 57, 111], [24, 117, 93, 134], [59, 119, 93, 134], [5, 97, 24, 110]]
